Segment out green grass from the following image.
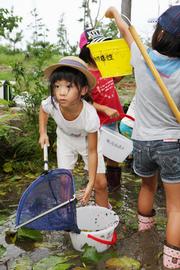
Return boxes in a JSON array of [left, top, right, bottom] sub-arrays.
[[0, 52, 26, 81], [0, 50, 61, 81], [0, 71, 14, 81], [0, 53, 24, 66]]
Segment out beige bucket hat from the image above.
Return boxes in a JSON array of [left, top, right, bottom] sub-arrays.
[[44, 56, 96, 89]]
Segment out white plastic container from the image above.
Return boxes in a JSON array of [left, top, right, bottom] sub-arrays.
[[69, 206, 119, 252], [100, 127, 133, 162]]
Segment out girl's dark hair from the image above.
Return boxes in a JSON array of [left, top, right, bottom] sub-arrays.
[[49, 66, 93, 107], [79, 45, 97, 66], [152, 24, 180, 57]]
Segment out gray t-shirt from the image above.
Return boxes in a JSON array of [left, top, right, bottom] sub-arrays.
[[131, 42, 180, 141]]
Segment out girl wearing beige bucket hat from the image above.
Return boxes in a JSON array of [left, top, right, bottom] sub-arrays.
[[39, 56, 109, 207]]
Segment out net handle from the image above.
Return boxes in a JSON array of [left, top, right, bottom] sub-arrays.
[[43, 144, 48, 171], [87, 230, 117, 245]]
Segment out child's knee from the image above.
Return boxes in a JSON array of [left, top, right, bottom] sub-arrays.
[[94, 174, 107, 191]]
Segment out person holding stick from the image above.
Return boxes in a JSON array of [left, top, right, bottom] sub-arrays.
[[105, 5, 180, 269]]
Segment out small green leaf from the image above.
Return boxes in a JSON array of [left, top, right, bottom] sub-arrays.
[[105, 256, 141, 270], [33, 256, 69, 270], [49, 263, 73, 270], [17, 227, 43, 242], [3, 161, 13, 173], [9, 175, 22, 181], [82, 244, 103, 264], [0, 245, 6, 258]]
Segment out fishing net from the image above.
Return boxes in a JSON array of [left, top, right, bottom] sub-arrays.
[[15, 168, 80, 233]]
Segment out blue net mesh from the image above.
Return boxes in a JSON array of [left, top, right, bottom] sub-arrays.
[[15, 169, 80, 233]]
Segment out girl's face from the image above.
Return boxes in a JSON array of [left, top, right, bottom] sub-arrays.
[[53, 80, 84, 107]]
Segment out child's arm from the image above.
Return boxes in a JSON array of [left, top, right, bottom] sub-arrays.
[[105, 7, 133, 48], [81, 131, 98, 204], [39, 105, 50, 148], [93, 102, 120, 119]]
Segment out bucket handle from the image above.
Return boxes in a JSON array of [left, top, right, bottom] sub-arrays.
[[87, 230, 117, 245]]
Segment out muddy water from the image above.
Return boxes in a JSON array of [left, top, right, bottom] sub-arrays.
[[0, 163, 166, 270]]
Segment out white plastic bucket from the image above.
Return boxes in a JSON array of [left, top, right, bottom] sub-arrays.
[[69, 206, 119, 252], [100, 127, 133, 162]]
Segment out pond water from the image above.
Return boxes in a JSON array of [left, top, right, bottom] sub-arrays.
[[0, 161, 167, 270]]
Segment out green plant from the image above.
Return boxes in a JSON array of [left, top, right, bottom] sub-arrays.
[[12, 57, 57, 156], [0, 102, 21, 137], [0, 8, 22, 38]]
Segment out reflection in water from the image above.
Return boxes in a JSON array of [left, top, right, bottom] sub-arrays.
[[0, 165, 166, 269]]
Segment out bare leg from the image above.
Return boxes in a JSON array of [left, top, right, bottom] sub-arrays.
[[94, 173, 109, 208], [163, 182, 180, 247], [138, 175, 158, 215]]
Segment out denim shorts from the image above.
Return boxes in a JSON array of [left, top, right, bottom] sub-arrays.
[[133, 140, 180, 183]]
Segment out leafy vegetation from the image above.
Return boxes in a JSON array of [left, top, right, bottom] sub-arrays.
[[0, 245, 6, 258], [0, 8, 22, 38], [0, 45, 59, 172]]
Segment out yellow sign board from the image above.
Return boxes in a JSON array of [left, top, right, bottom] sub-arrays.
[[88, 39, 132, 78]]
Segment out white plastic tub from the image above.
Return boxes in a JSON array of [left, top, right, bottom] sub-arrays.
[[100, 126, 133, 162], [69, 206, 119, 252]]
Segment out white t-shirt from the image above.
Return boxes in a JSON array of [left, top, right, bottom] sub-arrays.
[[41, 97, 106, 173], [41, 97, 100, 137]]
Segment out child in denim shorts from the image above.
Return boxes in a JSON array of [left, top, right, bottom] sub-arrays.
[[105, 5, 180, 269]]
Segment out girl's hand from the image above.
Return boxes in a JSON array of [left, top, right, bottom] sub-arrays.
[[105, 7, 118, 19], [80, 183, 94, 205], [39, 133, 50, 149], [104, 107, 120, 119]]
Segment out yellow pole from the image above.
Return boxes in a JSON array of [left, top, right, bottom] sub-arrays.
[[129, 25, 180, 123]]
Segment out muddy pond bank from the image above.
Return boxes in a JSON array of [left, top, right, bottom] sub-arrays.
[[0, 162, 167, 270]]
